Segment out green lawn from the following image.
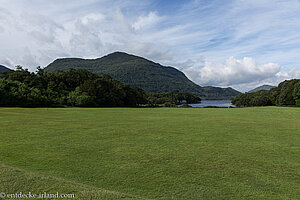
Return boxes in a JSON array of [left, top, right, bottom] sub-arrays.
[[0, 107, 299, 199]]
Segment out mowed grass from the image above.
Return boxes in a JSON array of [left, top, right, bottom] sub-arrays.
[[0, 107, 299, 199]]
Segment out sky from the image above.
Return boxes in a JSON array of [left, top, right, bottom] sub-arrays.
[[1, 0, 300, 91]]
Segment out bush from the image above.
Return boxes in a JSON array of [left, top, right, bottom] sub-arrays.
[[67, 89, 94, 107], [180, 104, 192, 108], [164, 102, 177, 107], [0, 79, 45, 107]]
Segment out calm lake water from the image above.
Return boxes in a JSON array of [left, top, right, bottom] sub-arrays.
[[188, 100, 235, 108]]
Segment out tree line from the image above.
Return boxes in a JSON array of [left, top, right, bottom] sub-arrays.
[[232, 79, 300, 107], [0, 66, 200, 107]]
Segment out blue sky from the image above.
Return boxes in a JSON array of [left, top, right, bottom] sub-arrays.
[[0, 0, 300, 91]]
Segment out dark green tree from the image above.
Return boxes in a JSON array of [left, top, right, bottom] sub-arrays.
[[293, 82, 300, 106]]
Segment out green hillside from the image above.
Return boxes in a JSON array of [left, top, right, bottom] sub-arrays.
[[45, 52, 240, 99], [248, 85, 275, 93]]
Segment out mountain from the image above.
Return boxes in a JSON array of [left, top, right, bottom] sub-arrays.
[[0, 65, 9, 73], [45, 52, 240, 99], [248, 85, 276, 93]]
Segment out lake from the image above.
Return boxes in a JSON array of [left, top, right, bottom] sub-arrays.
[[188, 100, 235, 108]]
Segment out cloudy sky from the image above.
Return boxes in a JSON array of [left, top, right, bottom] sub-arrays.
[[1, 0, 300, 91]]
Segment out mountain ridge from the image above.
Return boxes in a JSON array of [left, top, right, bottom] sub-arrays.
[[0, 65, 10, 73], [45, 52, 240, 99]]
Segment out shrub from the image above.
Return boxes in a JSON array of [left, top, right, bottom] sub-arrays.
[[164, 102, 177, 107], [180, 104, 192, 108], [67, 89, 94, 107]]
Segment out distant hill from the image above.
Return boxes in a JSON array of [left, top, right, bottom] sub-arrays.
[[0, 65, 9, 73], [45, 52, 240, 99], [248, 85, 276, 93]]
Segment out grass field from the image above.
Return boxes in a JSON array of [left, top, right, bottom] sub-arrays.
[[0, 107, 299, 199]]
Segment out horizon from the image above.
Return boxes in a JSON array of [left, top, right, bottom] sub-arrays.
[[1, 0, 300, 92]]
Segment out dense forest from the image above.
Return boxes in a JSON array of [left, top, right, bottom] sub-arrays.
[[232, 79, 300, 107], [0, 66, 200, 107]]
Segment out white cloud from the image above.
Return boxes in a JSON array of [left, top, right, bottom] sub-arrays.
[[132, 12, 162, 31], [291, 68, 300, 78], [229, 67, 300, 92], [183, 57, 280, 87], [81, 13, 106, 25], [62, 10, 172, 63]]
